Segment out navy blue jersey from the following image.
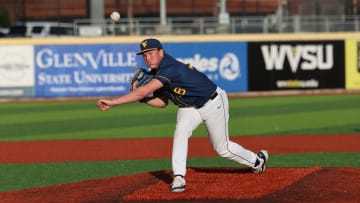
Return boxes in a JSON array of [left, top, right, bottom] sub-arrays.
[[154, 53, 217, 108]]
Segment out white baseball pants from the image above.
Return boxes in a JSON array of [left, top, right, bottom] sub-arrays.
[[171, 87, 258, 176]]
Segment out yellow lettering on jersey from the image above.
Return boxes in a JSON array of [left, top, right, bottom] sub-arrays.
[[174, 88, 186, 96]]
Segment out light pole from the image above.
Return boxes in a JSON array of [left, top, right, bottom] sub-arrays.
[[160, 0, 166, 26], [278, 0, 287, 33], [218, 0, 229, 24]]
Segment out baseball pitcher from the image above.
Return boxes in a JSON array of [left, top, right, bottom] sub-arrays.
[[97, 38, 269, 192]]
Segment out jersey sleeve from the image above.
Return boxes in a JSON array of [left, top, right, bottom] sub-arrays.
[[154, 65, 174, 86]]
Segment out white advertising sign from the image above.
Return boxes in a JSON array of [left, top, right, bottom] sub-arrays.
[[0, 45, 34, 87]]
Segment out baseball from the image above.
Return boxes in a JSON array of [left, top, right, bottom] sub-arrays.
[[110, 11, 121, 22]]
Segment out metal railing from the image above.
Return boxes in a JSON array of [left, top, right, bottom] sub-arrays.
[[72, 15, 360, 36]]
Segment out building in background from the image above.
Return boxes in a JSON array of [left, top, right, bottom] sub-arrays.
[[0, 0, 357, 23], [0, 0, 359, 36]]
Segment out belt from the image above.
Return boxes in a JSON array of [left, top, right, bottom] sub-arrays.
[[210, 91, 218, 100], [196, 91, 218, 109]]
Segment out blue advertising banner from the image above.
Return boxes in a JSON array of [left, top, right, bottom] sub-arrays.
[[34, 44, 139, 97], [161, 42, 248, 93], [34, 41, 247, 97]]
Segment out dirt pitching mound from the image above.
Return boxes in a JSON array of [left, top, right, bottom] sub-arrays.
[[1, 167, 359, 203], [123, 167, 320, 201]]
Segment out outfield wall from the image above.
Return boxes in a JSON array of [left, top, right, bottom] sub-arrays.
[[0, 33, 359, 98]]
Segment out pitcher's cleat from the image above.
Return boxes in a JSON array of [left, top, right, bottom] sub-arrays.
[[170, 175, 186, 192], [252, 150, 269, 174]]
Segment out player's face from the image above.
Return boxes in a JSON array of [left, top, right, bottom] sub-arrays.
[[143, 49, 164, 69]]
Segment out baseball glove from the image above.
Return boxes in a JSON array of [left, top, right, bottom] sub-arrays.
[[129, 67, 153, 90]]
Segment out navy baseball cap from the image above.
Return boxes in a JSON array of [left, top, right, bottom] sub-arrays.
[[136, 38, 163, 55]]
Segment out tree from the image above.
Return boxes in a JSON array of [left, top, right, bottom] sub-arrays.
[[0, 7, 11, 28]]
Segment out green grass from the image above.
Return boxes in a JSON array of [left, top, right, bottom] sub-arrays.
[[0, 94, 359, 141], [0, 159, 171, 192], [0, 94, 359, 192]]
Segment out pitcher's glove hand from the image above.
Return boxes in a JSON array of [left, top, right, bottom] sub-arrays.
[[130, 67, 153, 90]]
